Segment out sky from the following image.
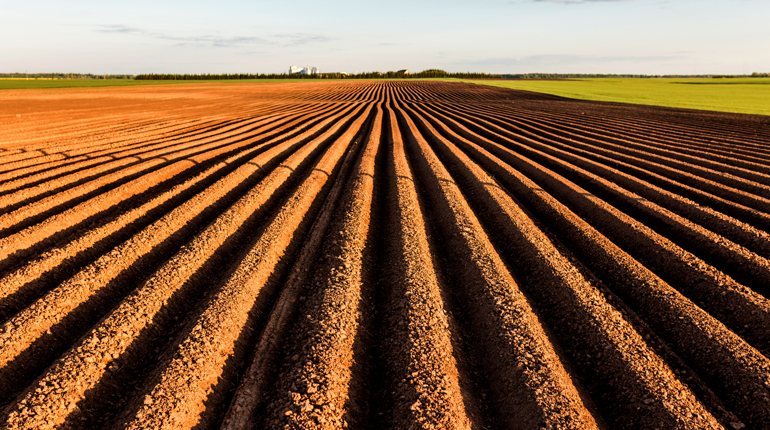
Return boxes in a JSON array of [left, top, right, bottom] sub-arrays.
[[1, 0, 768, 75]]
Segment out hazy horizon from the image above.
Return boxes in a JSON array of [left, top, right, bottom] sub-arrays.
[[2, 0, 769, 76]]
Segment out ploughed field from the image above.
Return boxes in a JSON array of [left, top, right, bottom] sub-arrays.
[[2, 81, 770, 430]]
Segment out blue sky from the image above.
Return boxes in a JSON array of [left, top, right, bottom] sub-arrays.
[[2, 0, 768, 75]]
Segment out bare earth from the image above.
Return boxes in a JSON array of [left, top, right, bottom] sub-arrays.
[[1, 81, 770, 429]]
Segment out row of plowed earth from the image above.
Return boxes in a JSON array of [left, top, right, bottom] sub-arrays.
[[0, 80, 769, 429]]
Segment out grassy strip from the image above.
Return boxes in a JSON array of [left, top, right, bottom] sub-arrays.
[[0, 79, 326, 90], [460, 78, 770, 116]]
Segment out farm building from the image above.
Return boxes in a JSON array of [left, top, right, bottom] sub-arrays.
[[288, 65, 320, 75], [397, 69, 411, 75]]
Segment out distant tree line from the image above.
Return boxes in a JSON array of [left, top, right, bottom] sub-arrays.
[[0, 73, 134, 79], [133, 70, 502, 80], [7, 71, 765, 81], [711, 73, 770, 78], [407, 69, 503, 79], [341, 70, 502, 79], [134, 73, 305, 80]]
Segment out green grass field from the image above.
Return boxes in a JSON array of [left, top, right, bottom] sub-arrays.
[[0, 79, 316, 90], [461, 78, 770, 116]]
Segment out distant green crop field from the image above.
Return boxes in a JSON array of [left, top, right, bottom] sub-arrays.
[[0, 79, 325, 90], [462, 78, 770, 116]]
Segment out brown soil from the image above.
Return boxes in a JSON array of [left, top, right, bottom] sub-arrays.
[[1, 80, 768, 430]]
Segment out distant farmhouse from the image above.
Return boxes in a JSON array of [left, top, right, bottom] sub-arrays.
[[289, 65, 320, 75], [397, 69, 411, 75]]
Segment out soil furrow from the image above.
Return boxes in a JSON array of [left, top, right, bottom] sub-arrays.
[[2, 80, 768, 430], [0, 103, 369, 430], [0, 102, 350, 269], [413, 102, 767, 427], [448, 102, 770, 199], [367, 101, 477, 430], [468, 103, 770, 176], [401, 99, 724, 429], [0, 105, 301, 190], [118, 103, 374, 430], [221, 102, 382, 430], [397, 102, 603, 429], [476, 106, 770, 226]]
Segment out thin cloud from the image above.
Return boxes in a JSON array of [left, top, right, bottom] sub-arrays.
[[98, 25, 328, 48], [99, 25, 144, 34], [273, 33, 332, 46]]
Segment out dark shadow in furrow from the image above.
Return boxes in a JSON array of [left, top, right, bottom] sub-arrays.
[[498, 86, 770, 152], [428, 102, 770, 229], [0, 150, 255, 323], [469, 102, 770, 169], [462, 117, 770, 236], [0, 153, 236, 274], [196, 157, 364, 429], [0, 156, 152, 215], [452, 103, 770, 191], [569, 103, 770, 147], [97, 102, 376, 428], [0, 107, 323, 208], [0, 154, 49, 170], [4, 117, 181, 151], [408, 101, 742, 429], [440, 109, 770, 298], [359, 107, 388, 430], [430, 104, 770, 289], [388, 97, 487, 427], [532, 115, 770, 193], [0, 107, 305, 192], [438, 98, 718, 157], [0, 111, 290, 192], [335, 99, 385, 430], [458, 157, 756, 428], [421, 101, 770, 335], [92, 117, 244, 155], [193, 101, 380, 430], [0, 157, 88, 188], [0, 155, 191, 219], [310, 122, 380, 430], [57, 112, 368, 430], [139, 106, 322, 155], [0, 131, 199, 185], [0, 200, 221, 409], [79, 116, 253, 156], [366, 101, 418, 428], [530, 113, 770, 175], [0, 105, 351, 270], [549, 114, 770, 166], [411, 102, 609, 425], [497, 92, 770, 145], [145, 114, 283, 148], [0, 134, 326, 411], [0, 157, 170, 228], [606, 164, 770, 233], [531, 112, 770, 183], [564, 174, 770, 297]]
